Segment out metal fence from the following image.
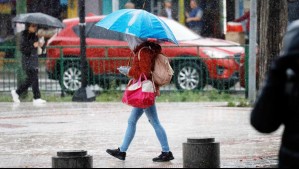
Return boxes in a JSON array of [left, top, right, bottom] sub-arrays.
[[0, 45, 248, 96]]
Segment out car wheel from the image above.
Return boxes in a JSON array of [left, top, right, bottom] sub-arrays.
[[60, 62, 82, 94], [212, 81, 238, 91], [174, 62, 207, 91]]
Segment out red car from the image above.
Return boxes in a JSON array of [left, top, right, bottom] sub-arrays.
[[46, 15, 245, 93]]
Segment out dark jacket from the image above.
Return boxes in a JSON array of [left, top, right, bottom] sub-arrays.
[[288, 0, 299, 23], [251, 20, 299, 168], [20, 30, 39, 70]]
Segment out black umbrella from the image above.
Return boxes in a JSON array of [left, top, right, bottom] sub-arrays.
[[12, 12, 64, 28]]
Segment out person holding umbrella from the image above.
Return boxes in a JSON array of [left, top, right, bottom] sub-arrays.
[[11, 23, 46, 104], [96, 9, 177, 162], [107, 36, 174, 162], [11, 13, 64, 103]]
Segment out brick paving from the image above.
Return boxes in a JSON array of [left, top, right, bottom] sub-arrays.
[[0, 102, 282, 168]]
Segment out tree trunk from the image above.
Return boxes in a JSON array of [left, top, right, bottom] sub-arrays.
[[258, 0, 288, 87]]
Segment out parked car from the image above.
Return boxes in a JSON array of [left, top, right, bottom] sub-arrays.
[[46, 15, 245, 93]]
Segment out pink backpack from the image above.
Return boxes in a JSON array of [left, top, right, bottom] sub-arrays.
[[138, 47, 174, 86]]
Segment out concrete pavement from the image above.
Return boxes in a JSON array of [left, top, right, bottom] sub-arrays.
[[0, 102, 282, 168]]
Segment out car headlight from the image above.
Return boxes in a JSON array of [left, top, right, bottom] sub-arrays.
[[203, 50, 230, 59]]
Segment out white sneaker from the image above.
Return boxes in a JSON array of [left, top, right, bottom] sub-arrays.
[[11, 90, 20, 103], [33, 99, 47, 104]]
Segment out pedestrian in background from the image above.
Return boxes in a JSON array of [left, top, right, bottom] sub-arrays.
[[251, 20, 299, 168], [159, 0, 178, 21], [185, 0, 204, 35], [125, 2, 135, 9], [11, 23, 47, 104], [106, 35, 174, 162]]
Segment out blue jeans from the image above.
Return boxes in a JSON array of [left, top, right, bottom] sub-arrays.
[[120, 104, 170, 152]]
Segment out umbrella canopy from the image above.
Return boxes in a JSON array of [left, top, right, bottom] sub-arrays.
[[12, 12, 64, 28], [96, 9, 178, 45]]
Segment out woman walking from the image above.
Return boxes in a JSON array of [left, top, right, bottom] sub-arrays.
[[106, 35, 174, 162], [11, 23, 46, 104]]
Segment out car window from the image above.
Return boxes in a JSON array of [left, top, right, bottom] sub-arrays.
[[160, 18, 201, 41], [72, 22, 124, 41], [87, 22, 125, 41], [73, 22, 94, 37]]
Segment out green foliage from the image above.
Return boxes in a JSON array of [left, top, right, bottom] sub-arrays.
[[227, 100, 251, 108], [227, 101, 237, 107], [0, 90, 248, 105]]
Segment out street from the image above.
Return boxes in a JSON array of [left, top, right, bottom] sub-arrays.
[[0, 0, 297, 167], [0, 102, 281, 168]]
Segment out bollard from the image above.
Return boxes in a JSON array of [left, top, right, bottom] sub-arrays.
[[52, 150, 93, 168], [183, 138, 220, 168]]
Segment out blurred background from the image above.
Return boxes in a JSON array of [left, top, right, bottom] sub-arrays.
[[0, 0, 298, 101], [0, 0, 257, 41]]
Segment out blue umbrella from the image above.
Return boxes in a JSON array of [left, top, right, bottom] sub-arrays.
[[96, 9, 178, 45]]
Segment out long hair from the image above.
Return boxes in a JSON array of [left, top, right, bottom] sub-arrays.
[[25, 23, 31, 30], [135, 41, 162, 71], [25, 23, 39, 32]]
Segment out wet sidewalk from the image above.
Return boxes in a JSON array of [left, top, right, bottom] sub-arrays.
[[0, 102, 281, 168]]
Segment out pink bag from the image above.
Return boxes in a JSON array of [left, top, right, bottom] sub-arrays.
[[122, 74, 156, 109]]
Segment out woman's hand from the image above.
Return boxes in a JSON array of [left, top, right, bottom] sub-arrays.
[[33, 42, 44, 48], [118, 66, 131, 76], [33, 42, 39, 48]]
